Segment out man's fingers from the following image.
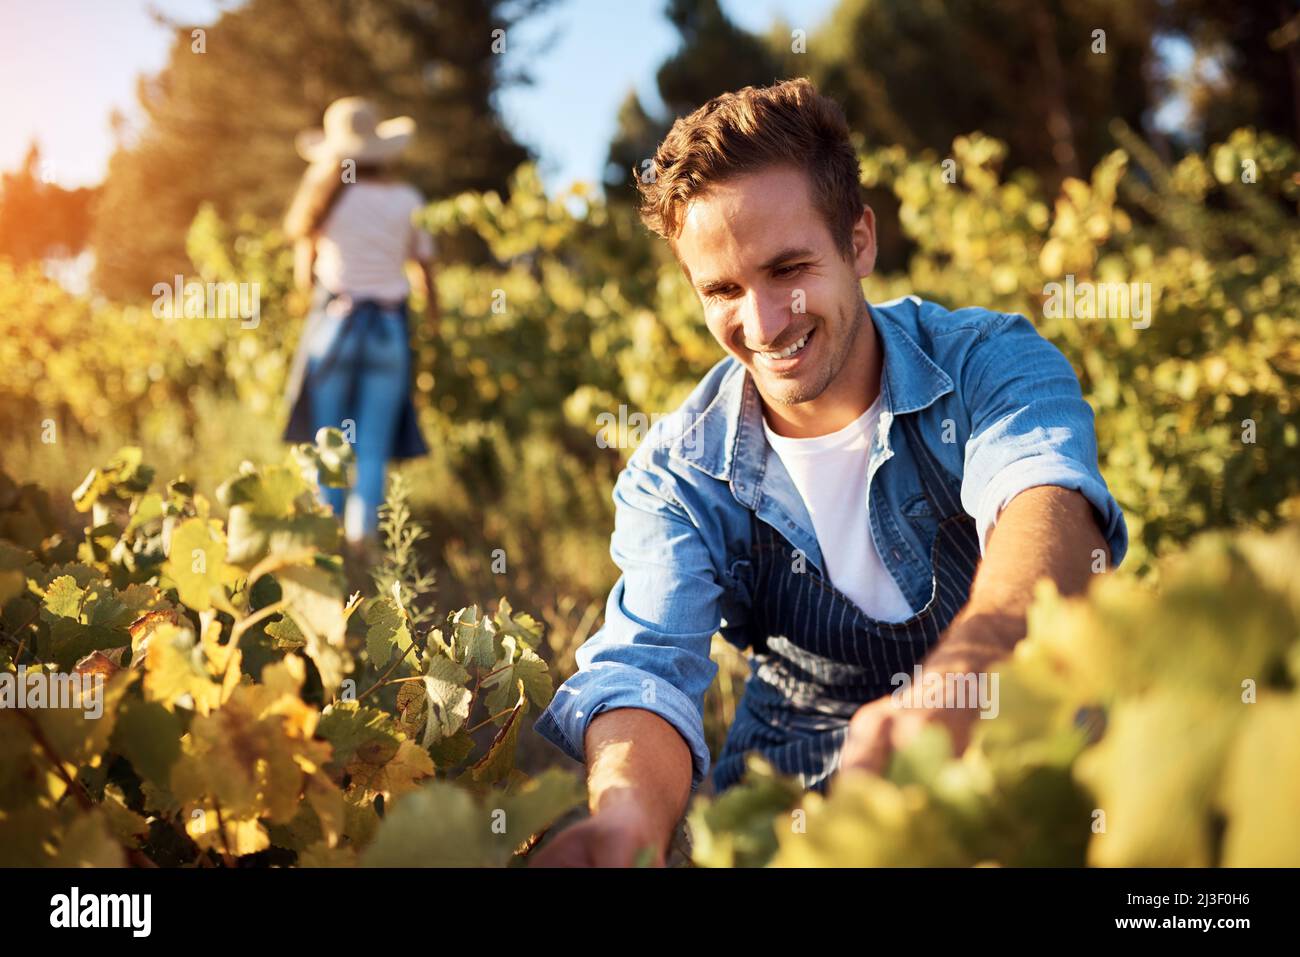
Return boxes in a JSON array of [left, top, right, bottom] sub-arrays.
[[840, 707, 893, 776], [527, 830, 593, 868]]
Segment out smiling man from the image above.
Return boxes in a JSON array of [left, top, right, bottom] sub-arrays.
[[530, 77, 1126, 867]]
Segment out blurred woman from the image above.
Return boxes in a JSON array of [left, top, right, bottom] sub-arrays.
[[281, 96, 437, 562]]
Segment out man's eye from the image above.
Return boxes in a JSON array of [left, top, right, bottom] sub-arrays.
[[775, 264, 805, 278]]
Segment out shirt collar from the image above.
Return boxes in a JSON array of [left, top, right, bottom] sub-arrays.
[[666, 296, 954, 498]]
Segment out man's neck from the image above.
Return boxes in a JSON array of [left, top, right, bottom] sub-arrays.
[[761, 304, 882, 439]]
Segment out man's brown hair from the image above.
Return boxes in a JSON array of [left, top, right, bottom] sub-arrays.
[[635, 77, 864, 258]]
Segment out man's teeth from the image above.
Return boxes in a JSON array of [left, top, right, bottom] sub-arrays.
[[764, 333, 809, 360]]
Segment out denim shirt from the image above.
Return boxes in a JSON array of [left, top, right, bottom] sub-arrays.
[[533, 295, 1128, 792]]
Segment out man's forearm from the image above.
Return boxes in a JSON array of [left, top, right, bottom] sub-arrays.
[[926, 485, 1109, 673], [583, 708, 692, 852]]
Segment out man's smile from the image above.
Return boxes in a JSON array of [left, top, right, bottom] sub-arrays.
[[752, 327, 815, 373]]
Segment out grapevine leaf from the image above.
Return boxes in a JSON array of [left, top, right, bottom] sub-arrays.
[[495, 768, 586, 856], [51, 811, 127, 867], [483, 636, 553, 717], [465, 680, 526, 785], [265, 613, 306, 649], [418, 655, 472, 746], [110, 697, 185, 786], [359, 780, 489, 867], [100, 783, 149, 849], [277, 562, 352, 697], [1218, 694, 1300, 866], [42, 575, 85, 619], [1074, 691, 1237, 867], [28, 669, 136, 769], [494, 597, 544, 649], [346, 739, 436, 803], [686, 754, 804, 868], [451, 605, 495, 669], [427, 728, 476, 769], [162, 518, 231, 612], [317, 700, 403, 770], [144, 623, 222, 714], [363, 594, 410, 666]]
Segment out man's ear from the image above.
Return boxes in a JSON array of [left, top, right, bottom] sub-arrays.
[[852, 204, 877, 280]]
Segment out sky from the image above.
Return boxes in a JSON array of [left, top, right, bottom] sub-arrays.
[[0, 0, 839, 192]]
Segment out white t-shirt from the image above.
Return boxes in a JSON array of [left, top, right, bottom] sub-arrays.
[[762, 397, 916, 623], [313, 181, 435, 301]]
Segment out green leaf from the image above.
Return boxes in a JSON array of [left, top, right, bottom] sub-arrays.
[[686, 754, 804, 868], [465, 685, 524, 785], [495, 768, 586, 854], [363, 595, 410, 667], [265, 613, 306, 649], [42, 575, 85, 619], [451, 605, 495, 669], [162, 518, 229, 612], [359, 780, 490, 867], [360, 768, 583, 868], [427, 728, 476, 769], [493, 597, 544, 649], [110, 697, 185, 786], [418, 655, 472, 746], [277, 562, 351, 697], [318, 701, 403, 769], [482, 636, 553, 717]]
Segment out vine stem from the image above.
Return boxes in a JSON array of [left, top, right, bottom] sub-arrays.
[[466, 705, 519, 735], [356, 638, 420, 702], [220, 598, 287, 685], [2, 605, 42, 662], [17, 709, 93, 810], [211, 798, 238, 868]]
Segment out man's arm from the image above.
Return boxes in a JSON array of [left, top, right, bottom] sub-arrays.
[[841, 309, 1125, 776], [529, 443, 723, 866], [925, 484, 1107, 673], [586, 709, 692, 849], [839, 484, 1107, 774]]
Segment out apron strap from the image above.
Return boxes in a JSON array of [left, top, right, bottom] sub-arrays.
[[896, 412, 965, 519]]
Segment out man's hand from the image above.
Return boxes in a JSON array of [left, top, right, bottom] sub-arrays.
[[527, 803, 665, 868], [839, 676, 982, 776], [527, 707, 691, 867], [840, 485, 1109, 779]]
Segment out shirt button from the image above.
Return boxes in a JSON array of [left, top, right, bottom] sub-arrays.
[[892, 549, 902, 561]]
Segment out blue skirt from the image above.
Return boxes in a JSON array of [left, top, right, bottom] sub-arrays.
[[281, 286, 429, 460]]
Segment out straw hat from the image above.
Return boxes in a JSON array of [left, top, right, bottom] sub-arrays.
[[295, 97, 415, 165]]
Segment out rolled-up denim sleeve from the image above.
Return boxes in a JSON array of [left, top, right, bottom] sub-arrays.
[[533, 456, 722, 792], [959, 312, 1128, 567]]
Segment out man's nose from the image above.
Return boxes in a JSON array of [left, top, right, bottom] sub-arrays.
[[739, 287, 791, 350]]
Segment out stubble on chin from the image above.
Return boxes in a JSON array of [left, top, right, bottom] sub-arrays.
[[759, 305, 860, 408]]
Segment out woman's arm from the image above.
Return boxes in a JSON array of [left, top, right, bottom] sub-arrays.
[[408, 258, 440, 335], [293, 237, 316, 294]]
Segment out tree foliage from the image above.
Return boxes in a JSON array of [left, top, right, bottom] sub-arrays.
[[90, 0, 548, 301]]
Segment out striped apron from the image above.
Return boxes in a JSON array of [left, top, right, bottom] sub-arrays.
[[712, 412, 982, 794]]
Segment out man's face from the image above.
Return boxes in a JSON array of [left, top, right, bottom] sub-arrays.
[[675, 164, 877, 413]]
